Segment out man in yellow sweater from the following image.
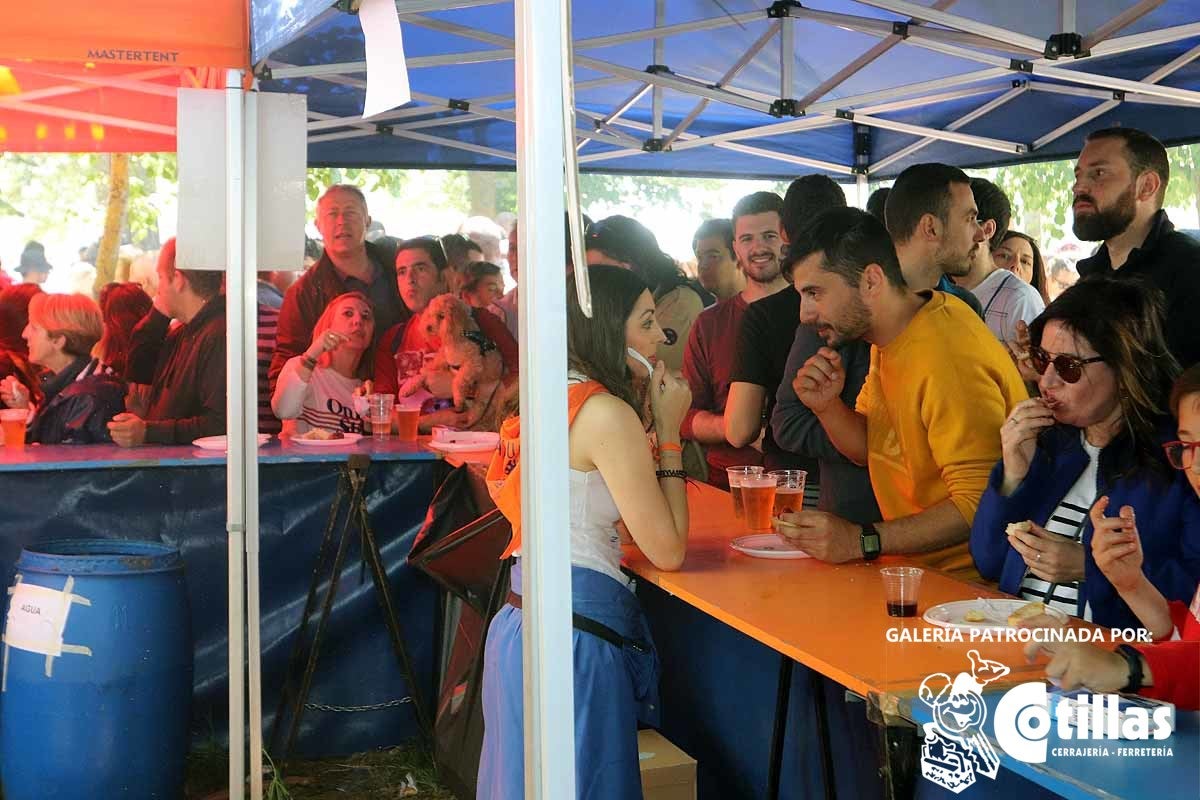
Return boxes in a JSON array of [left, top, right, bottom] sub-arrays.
[[777, 207, 1027, 580]]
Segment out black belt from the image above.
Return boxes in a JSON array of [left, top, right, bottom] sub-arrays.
[[506, 590, 647, 653]]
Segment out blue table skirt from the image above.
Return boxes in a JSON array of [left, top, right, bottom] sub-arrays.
[[0, 459, 440, 757], [637, 580, 1070, 800]]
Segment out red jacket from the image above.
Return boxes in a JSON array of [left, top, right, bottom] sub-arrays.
[[1138, 587, 1200, 710]]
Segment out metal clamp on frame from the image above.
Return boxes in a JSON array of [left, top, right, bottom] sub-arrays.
[[767, 0, 803, 18], [1044, 32, 1088, 60], [770, 98, 801, 118]]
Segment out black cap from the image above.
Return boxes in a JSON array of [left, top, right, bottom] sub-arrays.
[[17, 241, 52, 275]]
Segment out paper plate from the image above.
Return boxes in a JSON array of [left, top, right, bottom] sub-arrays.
[[426, 431, 500, 453], [290, 432, 364, 447], [923, 599, 1070, 630], [192, 434, 271, 451], [729, 534, 812, 559]]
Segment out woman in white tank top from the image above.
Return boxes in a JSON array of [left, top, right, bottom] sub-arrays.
[[478, 264, 692, 799]]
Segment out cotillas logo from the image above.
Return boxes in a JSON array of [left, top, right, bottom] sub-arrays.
[[918, 651, 1176, 793], [917, 650, 1008, 793]]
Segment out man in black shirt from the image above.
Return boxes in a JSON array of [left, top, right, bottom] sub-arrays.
[[1073, 127, 1200, 368], [109, 238, 226, 446], [726, 175, 846, 471]]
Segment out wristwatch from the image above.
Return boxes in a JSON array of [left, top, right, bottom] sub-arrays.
[[860, 522, 882, 561], [1116, 644, 1145, 693]]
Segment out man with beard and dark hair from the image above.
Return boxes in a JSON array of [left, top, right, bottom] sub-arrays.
[[724, 178, 844, 475], [682, 193, 783, 486], [780, 208, 1025, 579], [1073, 127, 1200, 367], [886, 163, 986, 317]]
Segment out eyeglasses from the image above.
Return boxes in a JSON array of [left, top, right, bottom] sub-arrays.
[[1028, 346, 1104, 384], [1163, 440, 1200, 471]]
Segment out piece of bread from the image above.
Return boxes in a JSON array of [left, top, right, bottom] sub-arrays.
[[1006, 520, 1033, 537], [1007, 601, 1046, 627], [298, 428, 344, 441], [964, 609, 986, 623]]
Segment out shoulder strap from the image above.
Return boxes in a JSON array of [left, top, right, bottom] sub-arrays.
[[982, 272, 1014, 317]]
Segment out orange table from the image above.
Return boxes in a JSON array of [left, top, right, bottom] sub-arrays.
[[623, 481, 1090, 697]]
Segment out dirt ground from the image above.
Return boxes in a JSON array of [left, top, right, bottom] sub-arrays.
[[186, 741, 456, 800]]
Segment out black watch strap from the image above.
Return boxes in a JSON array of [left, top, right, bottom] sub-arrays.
[[1116, 644, 1144, 693], [860, 523, 882, 561]]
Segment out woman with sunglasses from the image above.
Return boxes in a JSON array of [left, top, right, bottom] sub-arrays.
[[970, 277, 1200, 630], [1022, 365, 1200, 710]]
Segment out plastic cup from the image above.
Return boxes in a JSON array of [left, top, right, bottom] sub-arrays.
[[741, 474, 778, 532], [366, 394, 395, 439], [395, 399, 422, 442], [726, 465, 765, 519], [768, 470, 807, 518], [1, 408, 26, 450], [880, 567, 924, 618]]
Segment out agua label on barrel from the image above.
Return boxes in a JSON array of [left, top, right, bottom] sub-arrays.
[[4, 582, 75, 658]]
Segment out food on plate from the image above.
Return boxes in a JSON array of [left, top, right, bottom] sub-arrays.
[[1006, 601, 1046, 627], [296, 428, 345, 441], [963, 609, 987, 623], [1006, 520, 1033, 537]]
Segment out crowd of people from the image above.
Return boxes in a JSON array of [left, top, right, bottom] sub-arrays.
[[2, 126, 1199, 795]]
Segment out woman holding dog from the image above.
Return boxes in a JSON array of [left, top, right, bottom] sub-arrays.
[[477, 264, 692, 799], [373, 236, 517, 398], [272, 291, 375, 436]]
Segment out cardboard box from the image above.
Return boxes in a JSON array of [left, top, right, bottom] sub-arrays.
[[638, 729, 697, 800]]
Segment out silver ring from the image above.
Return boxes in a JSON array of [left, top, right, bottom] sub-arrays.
[[1036, 552, 1042, 562]]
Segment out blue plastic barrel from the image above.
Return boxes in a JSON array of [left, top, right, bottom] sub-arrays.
[[1, 539, 193, 799]]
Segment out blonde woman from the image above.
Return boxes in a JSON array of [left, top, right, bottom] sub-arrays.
[[0, 293, 124, 443]]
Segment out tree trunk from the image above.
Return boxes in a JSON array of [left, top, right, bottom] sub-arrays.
[[468, 171, 496, 217], [94, 153, 129, 289]]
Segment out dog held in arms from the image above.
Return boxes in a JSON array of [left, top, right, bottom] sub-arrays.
[[401, 293, 516, 430]]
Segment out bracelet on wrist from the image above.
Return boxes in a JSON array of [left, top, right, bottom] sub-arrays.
[[658, 442, 683, 454], [301, 354, 318, 371], [656, 469, 687, 481]]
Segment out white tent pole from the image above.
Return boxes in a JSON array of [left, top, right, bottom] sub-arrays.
[[514, 0, 574, 797], [0, 100, 176, 136], [652, 0, 665, 140], [662, 21, 779, 147], [856, 173, 870, 209], [848, 112, 1026, 154], [1081, 0, 1165, 51], [0, 66, 178, 108], [224, 66, 247, 800], [870, 83, 1028, 173], [779, 11, 794, 103], [851, 0, 1046, 52], [1060, 0, 1077, 33], [242, 88, 264, 800], [1031, 41, 1200, 151]]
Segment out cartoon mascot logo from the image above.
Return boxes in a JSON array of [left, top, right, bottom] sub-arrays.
[[917, 650, 1010, 793]]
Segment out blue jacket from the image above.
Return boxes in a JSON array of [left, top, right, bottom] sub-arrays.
[[970, 424, 1200, 630]]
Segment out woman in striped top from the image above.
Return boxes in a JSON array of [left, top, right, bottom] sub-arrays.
[[970, 278, 1200, 630], [272, 292, 375, 436]]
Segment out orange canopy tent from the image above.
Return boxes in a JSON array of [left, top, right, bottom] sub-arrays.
[[0, 0, 249, 152]]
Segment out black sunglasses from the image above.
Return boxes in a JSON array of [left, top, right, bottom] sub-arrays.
[[1163, 440, 1200, 471], [1028, 346, 1104, 384]]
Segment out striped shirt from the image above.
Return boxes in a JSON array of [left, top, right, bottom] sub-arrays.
[[1019, 433, 1101, 618], [257, 303, 282, 435]]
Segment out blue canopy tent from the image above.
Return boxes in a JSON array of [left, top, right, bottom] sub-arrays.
[[255, 0, 1200, 182]]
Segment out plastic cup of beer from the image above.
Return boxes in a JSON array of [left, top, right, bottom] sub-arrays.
[[366, 394, 395, 439], [1, 408, 25, 450], [726, 465, 764, 519], [768, 470, 807, 518], [880, 566, 923, 618], [394, 399, 422, 442], [741, 474, 778, 532]]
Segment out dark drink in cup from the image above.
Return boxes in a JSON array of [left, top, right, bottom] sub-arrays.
[[887, 601, 918, 618], [880, 567, 923, 619]]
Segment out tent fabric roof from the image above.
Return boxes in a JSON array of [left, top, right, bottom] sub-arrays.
[[4, 1, 1200, 179], [256, 0, 1200, 180]]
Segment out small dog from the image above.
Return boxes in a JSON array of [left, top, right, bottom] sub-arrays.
[[416, 294, 510, 426]]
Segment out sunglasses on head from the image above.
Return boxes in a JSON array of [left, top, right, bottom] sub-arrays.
[[1028, 346, 1104, 384], [1163, 440, 1200, 471]]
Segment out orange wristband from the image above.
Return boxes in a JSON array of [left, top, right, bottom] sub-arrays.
[[658, 442, 682, 454]]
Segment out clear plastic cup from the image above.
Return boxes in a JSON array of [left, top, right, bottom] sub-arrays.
[[880, 566, 924, 618], [1, 408, 25, 450], [768, 469, 807, 518], [366, 394, 395, 439], [726, 465, 765, 519], [741, 473, 778, 532], [394, 398, 422, 442]]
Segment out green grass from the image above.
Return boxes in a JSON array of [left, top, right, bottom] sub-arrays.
[[186, 741, 454, 800]]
